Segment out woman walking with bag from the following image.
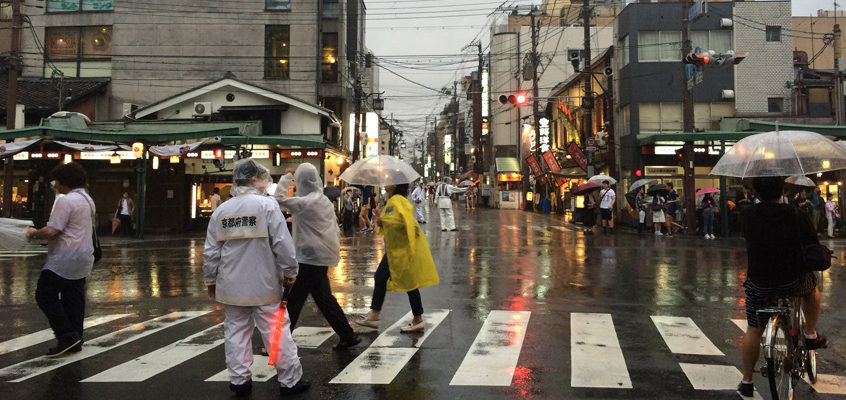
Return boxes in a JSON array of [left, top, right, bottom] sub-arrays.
[[356, 183, 439, 332]]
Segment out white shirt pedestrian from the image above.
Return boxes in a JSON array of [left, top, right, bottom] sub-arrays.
[[436, 179, 467, 231], [411, 184, 427, 223]]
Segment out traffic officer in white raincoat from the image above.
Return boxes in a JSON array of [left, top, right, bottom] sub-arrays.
[[203, 158, 309, 397], [436, 177, 467, 231], [410, 182, 427, 224]]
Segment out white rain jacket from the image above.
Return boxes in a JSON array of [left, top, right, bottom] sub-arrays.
[[436, 182, 467, 209], [273, 163, 341, 267], [203, 191, 298, 306], [411, 186, 426, 204]]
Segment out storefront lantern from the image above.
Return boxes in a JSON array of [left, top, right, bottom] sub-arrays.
[[170, 156, 180, 164], [132, 142, 144, 159]]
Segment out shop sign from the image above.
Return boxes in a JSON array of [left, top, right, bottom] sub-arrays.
[[567, 142, 588, 172], [13, 152, 28, 160], [526, 154, 543, 177], [29, 152, 62, 160], [538, 117, 550, 153], [645, 166, 682, 176], [280, 150, 322, 158], [542, 150, 560, 173], [81, 151, 134, 160]]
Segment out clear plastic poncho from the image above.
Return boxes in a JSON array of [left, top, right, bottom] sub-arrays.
[[231, 158, 272, 197], [273, 163, 341, 266]]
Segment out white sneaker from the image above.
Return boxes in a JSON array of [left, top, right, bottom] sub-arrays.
[[400, 321, 425, 333], [709, 234, 715, 239], [704, 234, 709, 239], [655, 231, 663, 236]]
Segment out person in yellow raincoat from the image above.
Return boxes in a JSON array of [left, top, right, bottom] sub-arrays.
[[356, 183, 439, 333]]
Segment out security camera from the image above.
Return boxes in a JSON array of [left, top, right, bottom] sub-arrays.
[[603, 67, 613, 76]]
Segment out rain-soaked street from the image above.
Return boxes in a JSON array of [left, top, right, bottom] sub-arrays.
[[1, 206, 846, 399]]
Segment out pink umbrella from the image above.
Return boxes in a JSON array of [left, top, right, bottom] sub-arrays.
[[696, 187, 720, 195], [574, 181, 600, 195]]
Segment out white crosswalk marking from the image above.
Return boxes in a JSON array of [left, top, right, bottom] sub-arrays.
[[0, 311, 209, 382], [812, 374, 846, 395], [450, 310, 531, 386], [732, 319, 748, 332], [205, 355, 278, 383], [81, 324, 224, 382], [331, 310, 449, 385], [651, 316, 724, 356], [0, 314, 130, 356], [292, 327, 334, 349], [570, 312, 632, 389], [679, 363, 744, 390]]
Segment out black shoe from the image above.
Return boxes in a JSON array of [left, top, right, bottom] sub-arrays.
[[450, 228, 458, 231], [67, 341, 83, 353], [441, 229, 447, 231], [229, 380, 252, 397], [419, 221, 426, 224], [737, 382, 754, 398], [280, 379, 310, 396], [334, 335, 362, 350], [46, 337, 81, 358], [806, 334, 828, 350]]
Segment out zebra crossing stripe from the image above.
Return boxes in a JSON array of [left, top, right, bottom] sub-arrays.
[[370, 309, 450, 348], [0, 311, 209, 382], [651, 316, 724, 356], [812, 374, 846, 395], [732, 319, 748, 332], [570, 312, 632, 389], [292, 327, 334, 349], [678, 363, 744, 390], [0, 314, 131, 356], [330, 310, 450, 385], [205, 355, 277, 383], [81, 324, 224, 382], [450, 310, 531, 386]]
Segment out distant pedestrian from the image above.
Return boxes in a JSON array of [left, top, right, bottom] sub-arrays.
[[583, 189, 599, 234], [25, 163, 95, 357], [808, 187, 821, 231], [274, 164, 361, 350], [411, 182, 427, 223], [210, 187, 222, 211], [342, 191, 355, 233], [664, 183, 680, 236], [635, 188, 646, 234], [114, 191, 135, 236], [700, 193, 717, 239], [825, 194, 837, 238], [599, 180, 616, 234], [651, 193, 666, 236], [359, 187, 373, 233], [465, 184, 477, 210], [11, 194, 25, 219], [203, 159, 308, 397], [435, 177, 467, 232], [356, 183, 439, 332], [539, 195, 552, 214]]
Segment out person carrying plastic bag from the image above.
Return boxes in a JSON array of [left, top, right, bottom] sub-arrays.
[[357, 183, 439, 332], [203, 158, 308, 397], [273, 163, 361, 349]]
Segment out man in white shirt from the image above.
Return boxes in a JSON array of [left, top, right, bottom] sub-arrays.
[[114, 191, 135, 236], [410, 182, 427, 223], [210, 187, 222, 211], [26, 162, 95, 357], [204, 159, 308, 397], [599, 180, 617, 234], [436, 177, 467, 231]]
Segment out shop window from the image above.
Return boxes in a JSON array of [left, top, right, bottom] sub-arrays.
[[47, 0, 113, 12], [638, 31, 680, 62], [322, 32, 339, 82], [766, 26, 782, 42], [323, 0, 339, 18], [45, 26, 112, 78], [639, 102, 682, 132], [768, 97, 784, 113], [265, 25, 290, 80], [266, 0, 291, 11], [690, 30, 732, 53], [620, 35, 630, 67]]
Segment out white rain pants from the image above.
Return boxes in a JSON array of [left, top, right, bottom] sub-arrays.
[[224, 303, 302, 388], [439, 207, 455, 231], [414, 203, 425, 222]]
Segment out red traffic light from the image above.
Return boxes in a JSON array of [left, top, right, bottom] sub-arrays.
[[635, 169, 642, 177], [514, 94, 527, 104], [498, 92, 530, 105], [214, 149, 224, 159], [683, 52, 711, 65]]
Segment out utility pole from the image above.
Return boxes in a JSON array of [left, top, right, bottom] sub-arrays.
[[530, 10, 542, 197], [681, 0, 698, 234], [452, 81, 459, 175], [352, 76, 362, 162], [472, 41, 483, 173], [834, 23, 843, 125], [582, 0, 595, 178], [3, 0, 22, 218]]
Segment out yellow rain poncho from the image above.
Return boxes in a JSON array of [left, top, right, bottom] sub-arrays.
[[378, 194, 439, 292]]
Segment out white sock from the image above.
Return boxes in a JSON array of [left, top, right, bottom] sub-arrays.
[[741, 380, 753, 385], [805, 332, 818, 340]]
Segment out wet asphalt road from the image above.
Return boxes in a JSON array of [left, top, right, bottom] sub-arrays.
[[0, 205, 845, 400]]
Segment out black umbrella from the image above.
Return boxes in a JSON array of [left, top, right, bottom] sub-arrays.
[[647, 183, 669, 196], [324, 186, 341, 203], [624, 191, 637, 209]]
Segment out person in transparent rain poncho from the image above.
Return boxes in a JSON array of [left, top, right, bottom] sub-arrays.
[[203, 158, 309, 397], [273, 163, 361, 350]]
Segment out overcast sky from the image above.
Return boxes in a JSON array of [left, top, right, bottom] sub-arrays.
[[367, 0, 844, 154]]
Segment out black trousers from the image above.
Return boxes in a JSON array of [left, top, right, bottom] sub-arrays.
[[371, 255, 424, 316], [286, 264, 356, 341], [35, 270, 86, 342], [118, 214, 132, 236]]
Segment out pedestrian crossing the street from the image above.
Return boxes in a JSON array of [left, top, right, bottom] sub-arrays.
[[1, 309, 844, 397]]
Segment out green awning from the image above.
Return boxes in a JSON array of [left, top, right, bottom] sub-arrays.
[[496, 157, 520, 172], [220, 135, 325, 149], [637, 131, 755, 145], [745, 120, 846, 137], [0, 125, 241, 144]]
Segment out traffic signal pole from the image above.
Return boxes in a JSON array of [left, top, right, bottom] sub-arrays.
[[681, 0, 698, 234], [3, 0, 21, 217], [582, 0, 594, 178], [530, 11, 542, 202]]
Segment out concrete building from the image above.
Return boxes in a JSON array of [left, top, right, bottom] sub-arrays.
[[793, 10, 846, 70]]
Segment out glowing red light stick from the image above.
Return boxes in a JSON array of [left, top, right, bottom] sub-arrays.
[[267, 288, 289, 366]]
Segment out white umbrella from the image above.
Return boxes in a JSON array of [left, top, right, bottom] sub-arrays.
[[458, 180, 474, 187], [0, 218, 32, 251], [785, 175, 817, 187], [711, 130, 846, 178], [339, 155, 421, 186], [628, 178, 657, 194], [588, 174, 617, 185]]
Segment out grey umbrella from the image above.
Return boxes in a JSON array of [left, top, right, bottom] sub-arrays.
[[628, 178, 658, 194]]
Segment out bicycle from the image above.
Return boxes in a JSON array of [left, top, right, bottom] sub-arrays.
[[758, 296, 817, 400]]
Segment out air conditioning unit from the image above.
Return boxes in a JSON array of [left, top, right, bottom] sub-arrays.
[[721, 90, 735, 99], [122, 103, 138, 117], [194, 102, 213, 116]]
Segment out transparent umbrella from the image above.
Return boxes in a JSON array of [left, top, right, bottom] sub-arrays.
[[785, 175, 816, 187], [711, 130, 846, 178], [628, 178, 657, 194], [339, 155, 421, 186], [587, 174, 617, 185]]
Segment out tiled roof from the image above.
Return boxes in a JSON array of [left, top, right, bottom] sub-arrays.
[[0, 74, 109, 112]]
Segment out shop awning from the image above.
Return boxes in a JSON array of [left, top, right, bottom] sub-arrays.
[[0, 125, 241, 144], [637, 131, 753, 145], [496, 157, 520, 172], [220, 135, 325, 149]]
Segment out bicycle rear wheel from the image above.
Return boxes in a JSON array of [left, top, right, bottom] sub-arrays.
[[800, 310, 818, 384], [765, 316, 794, 400]]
